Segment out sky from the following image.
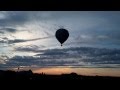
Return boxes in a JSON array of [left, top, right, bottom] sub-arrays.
[[0, 11, 120, 76]]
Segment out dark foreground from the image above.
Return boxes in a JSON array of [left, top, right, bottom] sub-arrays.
[[0, 70, 120, 81], [0, 70, 120, 88]]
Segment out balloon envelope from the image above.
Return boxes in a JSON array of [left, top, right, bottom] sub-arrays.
[[55, 28, 69, 46]]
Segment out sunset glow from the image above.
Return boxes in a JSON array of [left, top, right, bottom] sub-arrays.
[[33, 67, 120, 77]]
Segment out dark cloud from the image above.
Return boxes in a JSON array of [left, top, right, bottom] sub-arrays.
[[9, 36, 53, 44], [15, 45, 45, 52], [38, 49, 68, 56], [11, 47, 120, 67], [0, 55, 77, 68], [0, 36, 53, 44], [1, 47, 120, 69], [0, 11, 31, 27], [36, 47, 120, 65], [0, 11, 74, 27], [0, 28, 17, 33]]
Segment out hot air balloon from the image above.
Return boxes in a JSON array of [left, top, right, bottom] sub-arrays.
[[55, 28, 69, 46]]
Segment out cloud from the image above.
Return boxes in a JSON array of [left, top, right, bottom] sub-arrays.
[[0, 11, 73, 27], [1, 11, 120, 43], [15, 45, 45, 52], [9, 36, 53, 44], [0, 11, 31, 27], [0, 55, 77, 68], [74, 33, 120, 47], [0, 36, 53, 44], [0, 12, 7, 19], [37, 47, 120, 65], [0, 27, 17, 33], [1, 47, 120, 69], [12, 47, 120, 67], [1, 11, 120, 69]]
